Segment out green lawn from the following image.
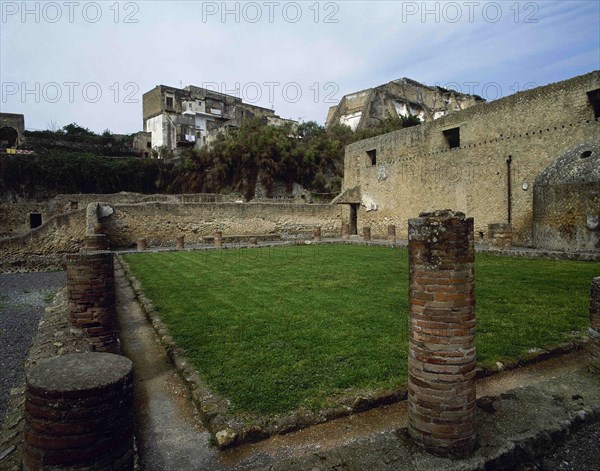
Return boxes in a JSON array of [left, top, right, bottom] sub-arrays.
[[123, 245, 596, 416]]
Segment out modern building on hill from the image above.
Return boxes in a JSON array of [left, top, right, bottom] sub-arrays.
[[325, 77, 484, 131], [142, 84, 294, 155]]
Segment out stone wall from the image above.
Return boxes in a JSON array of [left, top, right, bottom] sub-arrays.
[[0, 210, 86, 272], [1, 192, 244, 237], [341, 71, 600, 249], [103, 201, 341, 248], [0, 194, 341, 270]]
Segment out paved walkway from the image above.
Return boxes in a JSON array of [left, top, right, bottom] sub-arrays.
[[115, 258, 600, 470]]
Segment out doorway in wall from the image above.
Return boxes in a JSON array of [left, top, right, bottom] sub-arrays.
[[349, 204, 359, 235]]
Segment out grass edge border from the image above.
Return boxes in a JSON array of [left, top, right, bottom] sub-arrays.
[[115, 250, 590, 449]]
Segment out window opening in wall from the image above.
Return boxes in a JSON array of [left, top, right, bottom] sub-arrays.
[[70, 201, 78, 210], [587, 89, 600, 119], [443, 127, 460, 149], [29, 213, 42, 229], [166, 95, 174, 109], [146, 141, 151, 148], [366, 149, 377, 166]]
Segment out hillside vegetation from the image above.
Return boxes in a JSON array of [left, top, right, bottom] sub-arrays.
[[1, 116, 419, 200]]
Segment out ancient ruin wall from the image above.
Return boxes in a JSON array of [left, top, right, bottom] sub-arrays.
[[342, 71, 600, 247], [103, 202, 341, 247]]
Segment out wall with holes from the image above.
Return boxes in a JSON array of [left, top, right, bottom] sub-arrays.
[[342, 71, 600, 248]]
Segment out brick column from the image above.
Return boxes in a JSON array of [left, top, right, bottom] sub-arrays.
[[590, 277, 600, 372], [388, 225, 397, 244], [82, 234, 109, 251], [407, 210, 476, 457], [175, 235, 185, 250], [313, 227, 322, 242], [363, 227, 371, 241], [66, 252, 118, 353], [342, 223, 350, 240], [214, 231, 223, 248], [23, 353, 134, 471], [136, 238, 146, 251]]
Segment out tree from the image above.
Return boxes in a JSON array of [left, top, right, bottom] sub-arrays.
[[62, 123, 96, 136]]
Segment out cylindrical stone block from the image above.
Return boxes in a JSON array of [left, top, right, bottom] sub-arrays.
[[82, 234, 109, 252], [136, 238, 147, 251], [590, 277, 600, 372], [175, 235, 185, 250], [23, 353, 134, 471], [66, 252, 118, 353], [313, 227, 322, 242], [249, 237, 258, 246], [388, 225, 397, 244], [363, 227, 371, 241], [407, 210, 476, 457], [342, 223, 350, 240], [214, 231, 223, 248]]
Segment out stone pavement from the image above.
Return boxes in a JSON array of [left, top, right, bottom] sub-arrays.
[[114, 257, 600, 471]]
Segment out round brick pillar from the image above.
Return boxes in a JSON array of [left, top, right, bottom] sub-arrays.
[[175, 235, 185, 250], [66, 252, 118, 353], [388, 225, 397, 244], [136, 238, 146, 251], [342, 223, 350, 240], [407, 210, 476, 457], [214, 231, 223, 248], [313, 227, 322, 242], [363, 227, 371, 241], [82, 234, 109, 251], [23, 353, 134, 471], [590, 277, 600, 372]]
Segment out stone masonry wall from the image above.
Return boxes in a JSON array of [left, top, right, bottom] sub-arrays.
[[342, 71, 600, 248], [0, 210, 86, 272], [104, 202, 341, 247]]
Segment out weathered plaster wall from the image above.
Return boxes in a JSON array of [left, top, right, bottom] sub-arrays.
[[1, 192, 243, 237], [0, 210, 86, 272], [342, 71, 600, 248], [104, 202, 341, 247], [0, 199, 340, 270], [533, 140, 600, 252]]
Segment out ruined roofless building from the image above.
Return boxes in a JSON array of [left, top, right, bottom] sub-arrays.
[[142, 84, 294, 155], [325, 77, 484, 131]]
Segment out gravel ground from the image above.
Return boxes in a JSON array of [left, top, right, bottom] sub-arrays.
[[518, 419, 600, 471], [0, 271, 66, 420]]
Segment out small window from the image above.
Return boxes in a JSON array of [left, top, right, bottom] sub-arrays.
[[29, 213, 42, 229], [166, 96, 174, 108], [587, 89, 600, 119], [443, 127, 460, 149], [70, 201, 78, 210], [366, 149, 377, 166], [146, 141, 151, 148]]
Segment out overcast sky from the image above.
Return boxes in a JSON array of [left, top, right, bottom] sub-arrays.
[[1, 0, 599, 134]]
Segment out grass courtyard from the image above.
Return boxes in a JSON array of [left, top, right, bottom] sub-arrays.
[[123, 245, 596, 416]]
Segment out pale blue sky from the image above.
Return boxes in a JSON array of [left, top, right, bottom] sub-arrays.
[[1, 0, 599, 133]]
